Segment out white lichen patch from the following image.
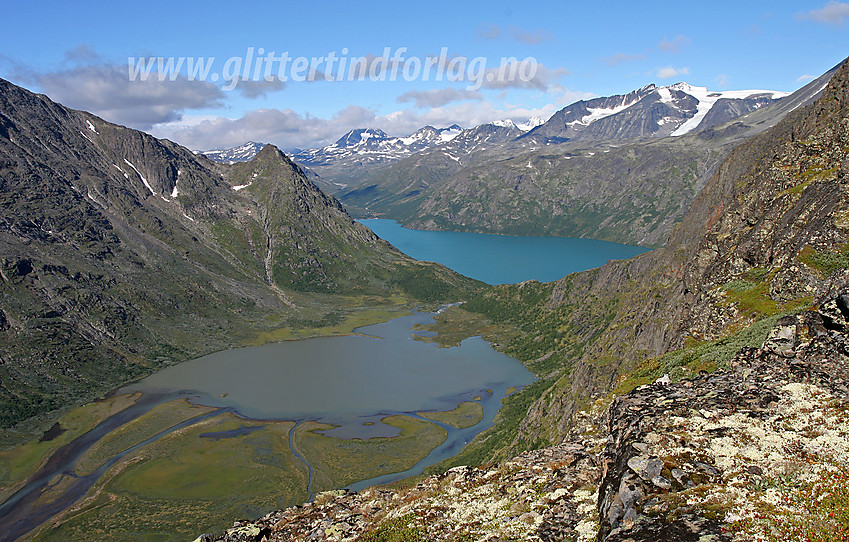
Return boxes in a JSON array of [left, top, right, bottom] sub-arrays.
[[574, 487, 600, 542], [642, 380, 848, 538], [351, 437, 605, 541]]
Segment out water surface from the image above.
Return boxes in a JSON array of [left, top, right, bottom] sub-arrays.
[[359, 218, 648, 284], [121, 312, 533, 427]]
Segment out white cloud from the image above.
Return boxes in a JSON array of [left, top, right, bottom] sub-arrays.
[[714, 74, 730, 87], [658, 35, 691, 53], [235, 78, 286, 98], [510, 27, 554, 45], [796, 73, 817, 83], [656, 66, 690, 79], [601, 52, 645, 66], [63, 44, 100, 62], [552, 89, 597, 107], [151, 99, 562, 152], [479, 63, 569, 91], [396, 88, 482, 108], [477, 24, 553, 44], [799, 1, 849, 24], [6, 48, 224, 130], [151, 105, 375, 152], [34, 64, 223, 129], [477, 23, 502, 40]]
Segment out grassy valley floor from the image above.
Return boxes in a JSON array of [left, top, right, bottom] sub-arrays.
[[1, 306, 512, 541]]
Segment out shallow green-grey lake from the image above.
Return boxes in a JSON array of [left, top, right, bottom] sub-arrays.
[[122, 312, 534, 432]]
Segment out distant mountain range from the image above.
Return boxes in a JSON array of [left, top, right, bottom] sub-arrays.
[[202, 80, 787, 177], [201, 76, 832, 248], [201, 118, 545, 186]]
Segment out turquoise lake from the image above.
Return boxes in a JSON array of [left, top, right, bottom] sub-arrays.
[[359, 219, 649, 284]]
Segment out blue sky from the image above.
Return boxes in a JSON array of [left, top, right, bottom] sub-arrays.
[[1, 0, 847, 150]]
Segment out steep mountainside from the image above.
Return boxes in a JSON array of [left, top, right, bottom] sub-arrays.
[[461, 56, 849, 457], [202, 55, 849, 542], [522, 82, 786, 144], [0, 78, 477, 434], [390, 136, 724, 246]]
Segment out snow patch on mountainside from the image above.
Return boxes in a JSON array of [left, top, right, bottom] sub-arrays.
[[202, 142, 265, 164], [670, 84, 789, 136], [439, 125, 463, 142], [123, 159, 155, 195], [570, 95, 643, 126], [656, 87, 674, 103]]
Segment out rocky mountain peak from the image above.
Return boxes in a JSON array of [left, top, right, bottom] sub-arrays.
[[252, 142, 288, 162], [202, 141, 265, 164], [333, 128, 389, 148], [523, 80, 788, 144]]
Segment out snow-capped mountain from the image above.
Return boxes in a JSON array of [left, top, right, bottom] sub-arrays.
[[291, 119, 541, 185], [294, 125, 463, 167], [202, 141, 265, 164], [489, 117, 545, 131], [517, 116, 545, 131], [523, 83, 789, 143], [438, 122, 524, 156]]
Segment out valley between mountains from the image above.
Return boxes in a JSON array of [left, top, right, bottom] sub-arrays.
[[199, 58, 849, 540], [0, 53, 848, 542]]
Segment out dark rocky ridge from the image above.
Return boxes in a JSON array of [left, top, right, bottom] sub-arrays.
[[598, 304, 849, 540]]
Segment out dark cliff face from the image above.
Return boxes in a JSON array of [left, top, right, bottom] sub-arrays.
[[459, 57, 849, 459], [0, 78, 476, 432], [597, 298, 849, 541]]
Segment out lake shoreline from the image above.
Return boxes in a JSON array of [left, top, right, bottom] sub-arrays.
[[0, 310, 534, 540]]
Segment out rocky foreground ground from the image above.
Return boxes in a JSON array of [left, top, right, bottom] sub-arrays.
[[197, 292, 849, 542]]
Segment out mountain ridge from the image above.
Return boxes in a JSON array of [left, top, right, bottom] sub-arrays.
[[522, 81, 787, 144], [339, 67, 837, 247], [290, 120, 534, 187], [202, 141, 266, 164], [0, 77, 478, 433]]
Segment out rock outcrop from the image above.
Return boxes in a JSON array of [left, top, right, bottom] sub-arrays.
[[598, 301, 849, 540]]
